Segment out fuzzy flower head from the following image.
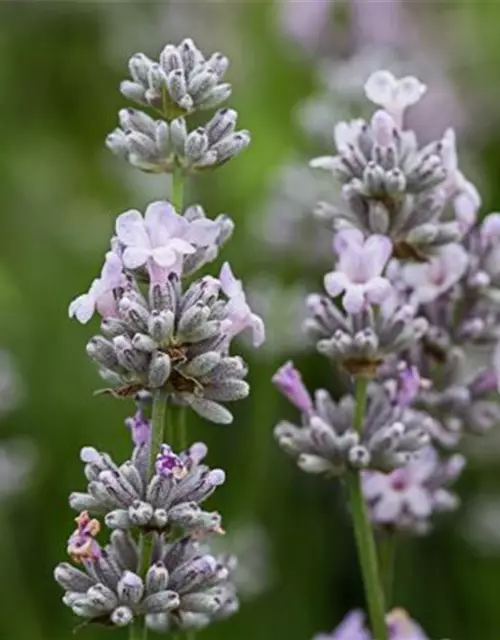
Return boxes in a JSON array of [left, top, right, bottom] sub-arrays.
[[401, 243, 468, 304], [67, 511, 101, 564], [362, 446, 465, 533], [272, 361, 314, 414], [116, 201, 219, 281], [324, 228, 393, 313], [69, 251, 126, 324], [440, 128, 481, 232], [219, 262, 265, 347], [364, 70, 427, 127]]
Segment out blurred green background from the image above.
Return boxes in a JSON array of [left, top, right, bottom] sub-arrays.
[[1, 1, 500, 639]]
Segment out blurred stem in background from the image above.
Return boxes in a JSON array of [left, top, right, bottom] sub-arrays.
[[378, 533, 396, 609], [346, 377, 388, 640]]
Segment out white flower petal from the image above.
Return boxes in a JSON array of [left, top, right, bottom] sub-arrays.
[[123, 246, 151, 269], [364, 70, 397, 108], [342, 285, 366, 314], [324, 271, 349, 298], [219, 262, 243, 298], [116, 210, 150, 248], [309, 155, 337, 170]]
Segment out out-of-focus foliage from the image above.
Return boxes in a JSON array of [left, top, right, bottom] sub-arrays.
[[1, 1, 500, 639]]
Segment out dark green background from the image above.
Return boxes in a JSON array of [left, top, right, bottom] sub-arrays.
[[1, 2, 500, 639]]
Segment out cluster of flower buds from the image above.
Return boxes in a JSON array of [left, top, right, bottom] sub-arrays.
[[55, 409, 238, 631], [69, 200, 263, 424], [107, 39, 250, 173], [273, 364, 429, 474], [313, 608, 444, 640], [57, 37, 261, 634]]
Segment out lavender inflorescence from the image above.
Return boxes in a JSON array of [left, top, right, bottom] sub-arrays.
[[56, 37, 261, 636], [273, 66, 498, 639]]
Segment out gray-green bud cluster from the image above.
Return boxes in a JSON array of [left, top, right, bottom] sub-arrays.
[[304, 293, 428, 377], [274, 384, 430, 475], [55, 532, 237, 631], [121, 39, 231, 118], [311, 113, 462, 261], [88, 274, 249, 425], [69, 441, 226, 535], [107, 107, 250, 175]]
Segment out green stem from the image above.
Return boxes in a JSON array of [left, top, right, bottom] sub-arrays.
[[171, 166, 184, 212], [346, 377, 388, 640], [378, 533, 396, 609], [130, 390, 168, 640]]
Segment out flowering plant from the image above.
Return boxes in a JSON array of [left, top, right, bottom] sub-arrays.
[[55, 38, 263, 638], [273, 69, 499, 639]]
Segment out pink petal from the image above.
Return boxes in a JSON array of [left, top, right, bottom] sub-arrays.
[[333, 227, 364, 255], [219, 262, 243, 298], [116, 210, 150, 248], [373, 493, 403, 522], [371, 110, 396, 146], [362, 472, 390, 500], [393, 75, 427, 110], [144, 200, 181, 244], [68, 293, 96, 324], [151, 246, 178, 268], [101, 251, 124, 287], [364, 234, 392, 274], [123, 246, 151, 269], [324, 271, 349, 298], [365, 277, 393, 305], [187, 218, 219, 246], [364, 70, 397, 108], [405, 485, 432, 518], [250, 313, 266, 348], [167, 238, 196, 255], [342, 285, 366, 314]]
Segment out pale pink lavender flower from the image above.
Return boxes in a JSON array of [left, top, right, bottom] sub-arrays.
[[310, 119, 366, 171], [401, 243, 469, 304], [314, 609, 431, 640], [324, 228, 393, 313], [385, 363, 428, 408], [272, 361, 314, 414], [364, 70, 427, 128], [480, 212, 500, 247], [69, 251, 126, 324], [115, 201, 219, 281], [314, 610, 369, 640], [219, 262, 265, 347], [125, 410, 150, 447], [440, 128, 481, 232], [362, 446, 465, 530], [67, 511, 101, 563]]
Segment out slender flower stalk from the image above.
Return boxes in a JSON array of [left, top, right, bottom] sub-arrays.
[[57, 37, 261, 639], [346, 378, 387, 640], [377, 534, 396, 609]]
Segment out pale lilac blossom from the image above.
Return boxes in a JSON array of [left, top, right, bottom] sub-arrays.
[[362, 446, 465, 530], [125, 410, 150, 447], [115, 200, 219, 279], [364, 70, 427, 127], [313, 610, 369, 640], [272, 361, 314, 413], [481, 212, 500, 247], [68, 251, 126, 324], [324, 228, 393, 313], [219, 262, 265, 347], [401, 243, 468, 304], [310, 119, 365, 169], [440, 128, 481, 232]]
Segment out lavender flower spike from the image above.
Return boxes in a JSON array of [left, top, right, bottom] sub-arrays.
[[324, 228, 393, 313], [272, 361, 314, 414]]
